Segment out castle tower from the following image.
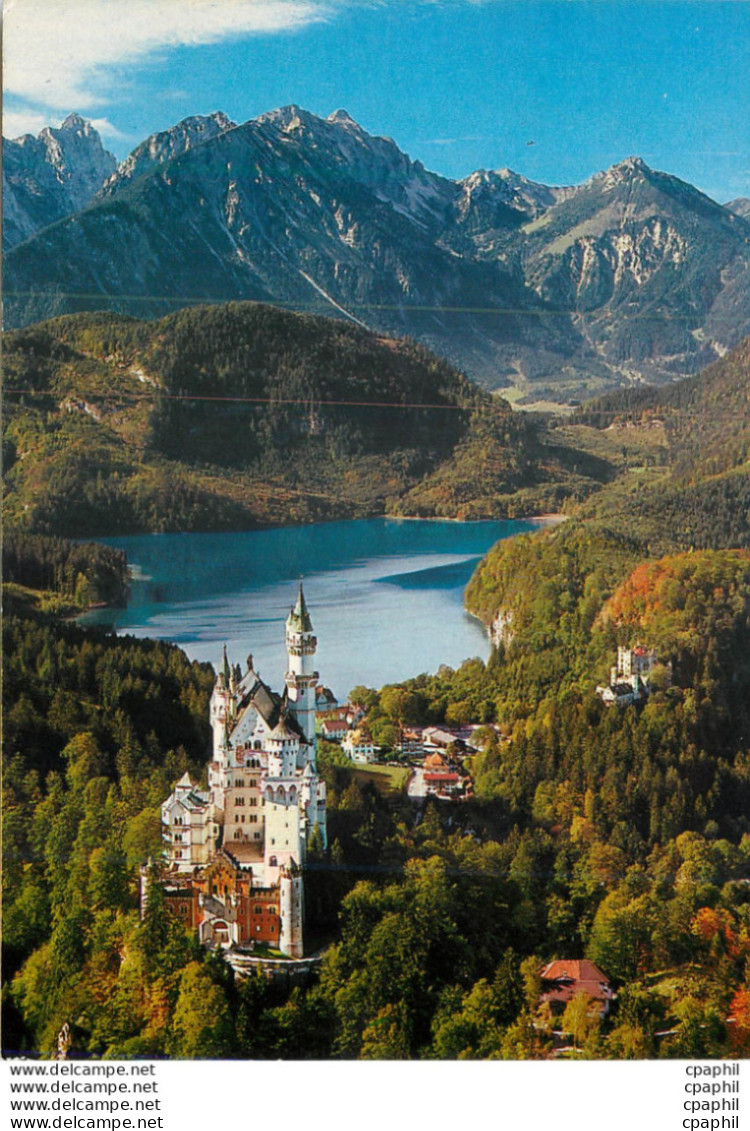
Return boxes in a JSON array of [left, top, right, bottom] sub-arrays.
[[210, 646, 234, 759], [279, 866, 304, 958], [285, 583, 318, 754]]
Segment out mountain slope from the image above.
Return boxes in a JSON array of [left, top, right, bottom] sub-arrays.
[[467, 333, 750, 678], [517, 158, 750, 384], [577, 333, 750, 483], [6, 107, 749, 401], [2, 303, 608, 536], [102, 112, 236, 192], [3, 114, 116, 250]]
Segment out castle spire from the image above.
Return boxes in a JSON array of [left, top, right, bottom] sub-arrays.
[[287, 580, 313, 633], [222, 643, 231, 686]]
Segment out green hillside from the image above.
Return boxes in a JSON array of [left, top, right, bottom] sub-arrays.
[[464, 334, 750, 710], [2, 304, 607, 536]]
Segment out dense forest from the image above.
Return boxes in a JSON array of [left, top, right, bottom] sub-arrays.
[[2, 324, 750, 1060], [3, 541, 750, 1059], [2, 304, 608, 536], [3, 532, 129, 612]]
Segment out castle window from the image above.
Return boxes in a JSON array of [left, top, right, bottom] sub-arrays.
[[175, 849, 183, 859], [249, 815, 257, 824], [235, 797, 245, 806], [249, 779, 257, 788], [254, 832, 261, 840], [254, 906, 263, 915], [269, 855, 277, 865], [235, 778, 244, 788], [235, 815, 240, 823], [250, 798, 257, 807], [241, 815, 246, 823]]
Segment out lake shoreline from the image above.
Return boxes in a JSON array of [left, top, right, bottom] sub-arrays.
[[76, 517, 540, 694], [63, 507, 565, 544]]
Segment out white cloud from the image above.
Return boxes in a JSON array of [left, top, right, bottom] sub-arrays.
[[421, 135, 484, 146], [2, 107, 54, 139], [4, 0, 331, 112], [88, 117, 131, 143], [2, 106, 131, 145]]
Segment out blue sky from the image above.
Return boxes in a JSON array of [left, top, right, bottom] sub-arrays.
[[4, 0, 749, 202]]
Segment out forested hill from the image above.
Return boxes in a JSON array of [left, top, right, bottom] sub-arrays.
[[465, 335, 750, 701], [2, 303, 608, 536], [576, 335, 750, 482]]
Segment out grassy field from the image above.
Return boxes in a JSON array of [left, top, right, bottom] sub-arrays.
[[352, 763, 411, 796]]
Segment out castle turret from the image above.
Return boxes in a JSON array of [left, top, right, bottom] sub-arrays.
[[210, 647, 235, 758], [267, 716, 300, 778], [285, 583, 318, 753]]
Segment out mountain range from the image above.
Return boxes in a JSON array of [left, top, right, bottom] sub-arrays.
[[4, 107, 750, 402]]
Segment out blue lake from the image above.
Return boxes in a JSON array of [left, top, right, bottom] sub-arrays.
[[80, 518, 538, 699]]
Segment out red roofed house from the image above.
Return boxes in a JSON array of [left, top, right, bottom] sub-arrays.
[[538, 960, 615, 1018], [319, 716, 350, 741], [423, 771, 462, 798]]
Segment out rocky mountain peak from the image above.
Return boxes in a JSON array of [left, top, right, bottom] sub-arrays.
[[104, 111, 236, 193], [256, 104, 311, 133], [456, 166, 569, 223], [59, 112, 89, 132], [597, 155, 652, 190], [251, 104, 452, 228], [327, 108, 360, 128], [37, 115, 116, 173], [726, 197, 750, 220], [3, 115, 116, 249]]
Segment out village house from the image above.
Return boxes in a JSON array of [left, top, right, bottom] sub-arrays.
[[420, 752, 466, 799], [318, 712, 350, 741], [315, 686, 338, 711], [538, 960, 616, 1018], [341, 727, 378, 764], [423, 770, 463, 798]]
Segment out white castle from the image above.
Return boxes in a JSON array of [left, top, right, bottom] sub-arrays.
[[596, 644, 662, 707], [156, 584, 326, 959]]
